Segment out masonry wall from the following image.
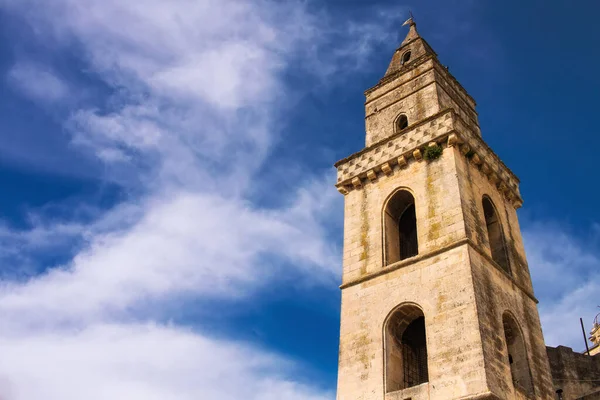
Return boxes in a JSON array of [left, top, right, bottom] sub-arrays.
[[341, 136, 465, 284], [366, 59, 435, 105], [453, 134, 533, 293], [433, 65, 480, 136], [337, 244, 488, 400], [547, 346, 600, 400], [452, 144, 555, 399], [338, 147, 494, 399], [365, 62, 441, 146], [336, 113, 558, 399], [364, 55, 484, 147], [468, 248, 555, 400]]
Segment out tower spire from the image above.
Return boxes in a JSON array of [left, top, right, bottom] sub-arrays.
[[381, 13, 434, 80]]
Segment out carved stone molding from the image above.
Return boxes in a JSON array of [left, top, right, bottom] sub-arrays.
[[334, 109, 524, 209]]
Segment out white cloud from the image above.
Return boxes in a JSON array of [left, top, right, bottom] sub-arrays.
[[7, 62, 70, 103], [0, 0, 400, 397], [0, 323, 333, 400], [5, 0, 595, 393], [4, 0, 594, 394], [524, 222, 600, 350], [0, 185, 340, 329], [0, 176, 340, 400]]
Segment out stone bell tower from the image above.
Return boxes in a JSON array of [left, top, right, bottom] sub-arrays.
[[334, 18, 554, 400]]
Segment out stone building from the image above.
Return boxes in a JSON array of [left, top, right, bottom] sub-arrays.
[[547, 345, 600, 400], [333, 18, 600, 400], [589, 315, 600, 357], [544, 314, 600, 399]]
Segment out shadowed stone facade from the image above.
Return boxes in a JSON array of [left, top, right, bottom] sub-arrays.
[[332, 18, 595, 400], [547, 346, 600, 400]]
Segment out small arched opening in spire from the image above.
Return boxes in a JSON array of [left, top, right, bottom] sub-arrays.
[[385, 303, 429, 392], [401, 51, 411, 65], [395, 114, 409, 132], [482, 196, 510, 274], [384, 189, 418, 265], [502, 312, 534, 395]]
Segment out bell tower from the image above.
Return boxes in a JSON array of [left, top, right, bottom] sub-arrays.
[[334, 18, 554, 400]]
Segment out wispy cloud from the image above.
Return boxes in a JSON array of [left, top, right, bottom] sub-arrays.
[[0, 323, 333, 400], [0, 0, 401, 397], [0, 184, 340, 328], [7, 62, 70, 103], [524, 221, 600, 350], [0, 1, 593, 395]]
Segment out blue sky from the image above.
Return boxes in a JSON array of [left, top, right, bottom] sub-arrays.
[[0, 0, 598, 398]]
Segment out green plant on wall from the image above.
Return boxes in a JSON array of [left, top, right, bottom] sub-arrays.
[[423, 144, 443, 161]]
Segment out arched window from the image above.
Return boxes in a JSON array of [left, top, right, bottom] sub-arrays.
[[502, 312, 534, 394], [384, 190, 418, 265], [385, 304, 429, 393], [482, 196, 510, 274], [401, 51, 411, 64], [396, 114, 409, 131]]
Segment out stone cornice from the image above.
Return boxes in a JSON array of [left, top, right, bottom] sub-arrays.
[[339, 238, 538, 304], [340, 238, 471, 289], [334, 109, 523, 209], [451, 111, 522, 188], [334, 109, 450, 168]]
